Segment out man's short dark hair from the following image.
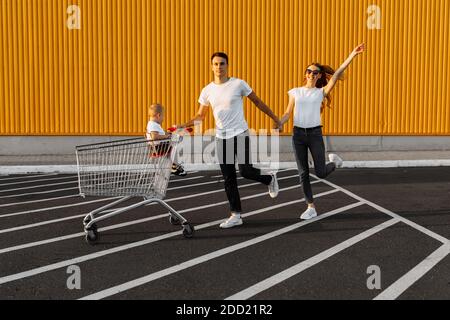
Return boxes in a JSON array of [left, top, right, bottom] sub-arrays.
[[211, 52, 228, 64]]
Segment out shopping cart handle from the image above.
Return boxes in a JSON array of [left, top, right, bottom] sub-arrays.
[[167, 127, 193, 133]]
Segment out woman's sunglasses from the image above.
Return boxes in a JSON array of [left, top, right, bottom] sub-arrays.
[[305, 69, 320, 76]]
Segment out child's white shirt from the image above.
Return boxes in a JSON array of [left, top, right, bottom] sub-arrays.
[[146, 120, 166, 136]]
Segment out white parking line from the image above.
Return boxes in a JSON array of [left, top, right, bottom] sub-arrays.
[[311, 174, 450, 299], [0, 177, 210, 196], [0, 175, 78, 187], [0, 173, 60, 182], [0, 177, 204, 208], [97, 174, 301, 216], [374, 242, 450, 300], [226, 218, 399, 300], [0, 176, 203, 201], [0, 180, 79, 194], [0, 174, 202, 188], [0, 169, 297, 200], [0, 176, 225, 206], [0, 171, 301, 219], [0, 195, 80, 208], [0, 187, 339, 286], [311, 174, 449, 244], [0, 197, 122, 219], [211, 168, 292, 178], [169, 176, 204, 182], [0, 187, 79, 199], [0, 172, 204, 193], [0, 215, 89, 235], [79, 200, 359, 300], [0, 177, 228, 218], [0, 175, 304, 245]]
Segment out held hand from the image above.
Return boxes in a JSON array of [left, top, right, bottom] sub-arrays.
[[352, 43, 365, 56], [272, 118, 283, 132], [278, 115, 289, 129]]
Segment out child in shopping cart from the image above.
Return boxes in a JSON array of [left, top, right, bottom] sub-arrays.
[[146, 103, 187, 176]]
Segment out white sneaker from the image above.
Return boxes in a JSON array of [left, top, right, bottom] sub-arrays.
[[328, 153, 343, 168], [219, 215, 243, 229], [300, 207, 318, 220], [268, 172, 279, 198]]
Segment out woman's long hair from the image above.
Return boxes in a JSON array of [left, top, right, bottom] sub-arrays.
[[306, 62, 345, 109]]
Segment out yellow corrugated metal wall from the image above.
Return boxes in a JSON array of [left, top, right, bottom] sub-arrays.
[[0, 0, 449, 136]]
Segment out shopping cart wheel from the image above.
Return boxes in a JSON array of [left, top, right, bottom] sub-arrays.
[[169, 215, 181, 226], [182, 223, 195, 238], [85, 224, 99, 245], [83, 216, 92, 227]]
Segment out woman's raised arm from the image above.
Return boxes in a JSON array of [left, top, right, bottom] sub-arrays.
[[323, 43, 365, 97]]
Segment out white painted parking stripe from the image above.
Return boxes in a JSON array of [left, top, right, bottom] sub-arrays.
[[79, 199, 358, 300], [169, 176, 204, 182], [311, 174, 450, 244], [93, 174, 300, 216], [0, 180, 79, 193], [374, 242, 450, 300], [167, 179, 224, 191], [0, 177, 204, 208], [0, 175, 78, 187], [0, 178, 225, 199], [0, 187, 79, 199], [0, 173, 60, 182], [0, 176, 202, 199], [0, 197, 122, 219], [0, 215, 88, 234], [0, 169, 295, 200], [0, 195, 79, 208], [226, 218, 399, 300], [0, 172, 202, 193], [0, 176, 228, 218], [0, 174, 201, 188], [211, 168, 294, 178], [0, 176, 209, 195], [0, 187, 338, 286], [0, 175, 304, 245], [0, 172, 300, 218]]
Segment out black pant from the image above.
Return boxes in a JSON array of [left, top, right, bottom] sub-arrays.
[[216, 132, 272, 213], [292, 126, 336, 204]]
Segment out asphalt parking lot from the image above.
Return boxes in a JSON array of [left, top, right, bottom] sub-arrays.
[[0, 167, 449, 300]]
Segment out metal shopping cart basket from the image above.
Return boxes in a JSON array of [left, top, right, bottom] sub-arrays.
[[75, 135, 194, 245]]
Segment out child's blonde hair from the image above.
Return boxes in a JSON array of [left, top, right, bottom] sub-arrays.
[[148, 103, 164, 117]]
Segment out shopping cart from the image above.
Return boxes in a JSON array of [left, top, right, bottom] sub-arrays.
[[75, 135, 194, 245]]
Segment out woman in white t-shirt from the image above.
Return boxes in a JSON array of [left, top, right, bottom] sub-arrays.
[[280, 43, 365, 220]]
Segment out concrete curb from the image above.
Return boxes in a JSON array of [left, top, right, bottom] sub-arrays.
[[1, 160, 450, 174]]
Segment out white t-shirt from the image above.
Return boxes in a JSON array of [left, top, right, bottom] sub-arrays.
[[146, 120, 165, 136], [198, 77, 253, 139], [288, 87, 325, 128]]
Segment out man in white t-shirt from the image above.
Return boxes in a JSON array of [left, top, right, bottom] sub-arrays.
[[176, 52, 281, 229]]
